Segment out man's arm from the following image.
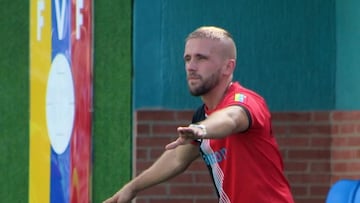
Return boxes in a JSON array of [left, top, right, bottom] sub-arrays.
[[103, 143, 200, 203], [166, 105, 249, 150], [197, 105, 249, 138]]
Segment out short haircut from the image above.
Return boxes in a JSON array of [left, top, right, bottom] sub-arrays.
[[186, 26, 237, 59], [186, 26, 234, 42]]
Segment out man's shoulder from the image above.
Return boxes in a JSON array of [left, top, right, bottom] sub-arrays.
[[232, 82, 266, 103]]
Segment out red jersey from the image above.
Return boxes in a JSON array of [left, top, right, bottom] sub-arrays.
[[192, 82, 294, 203]]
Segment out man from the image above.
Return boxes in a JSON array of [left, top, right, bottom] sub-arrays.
[[104, 26, 294, 203]]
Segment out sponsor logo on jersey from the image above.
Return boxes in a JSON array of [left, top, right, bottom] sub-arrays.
[[202, 147, 227, 165], [235, 93, 247, 103]]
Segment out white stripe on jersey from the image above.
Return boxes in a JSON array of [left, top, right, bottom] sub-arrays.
[[201, 139, 230, 203]]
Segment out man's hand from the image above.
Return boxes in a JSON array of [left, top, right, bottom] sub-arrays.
[[102, 184, 136, 203], [165, 125, 206, 150]]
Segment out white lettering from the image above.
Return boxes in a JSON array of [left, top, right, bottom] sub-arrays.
[[55, 0, 67, 40], [37, 0, 45, 41], [76, 0, 84, 39]]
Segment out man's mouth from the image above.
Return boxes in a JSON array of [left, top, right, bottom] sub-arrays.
[[187, 75, 201, 80]]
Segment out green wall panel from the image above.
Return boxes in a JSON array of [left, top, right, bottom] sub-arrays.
[[93, 0, 132, 202], [336, 0, 360, 110], [133, 0, 337, 111], [0, 1, 29, 201]]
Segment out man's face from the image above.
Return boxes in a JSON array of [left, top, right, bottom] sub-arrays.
[[183, 38, 225, 96]]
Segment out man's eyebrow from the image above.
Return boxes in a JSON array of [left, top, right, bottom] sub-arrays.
[[195, 53, 208, 58], [198, 53, 207, 56], [183, 53, 209, 59]]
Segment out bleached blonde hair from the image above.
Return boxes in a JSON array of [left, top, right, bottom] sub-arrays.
[[186, 26, 237, 59]]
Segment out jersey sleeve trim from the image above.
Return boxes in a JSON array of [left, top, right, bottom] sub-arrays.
[[238, 104, 252, 133]]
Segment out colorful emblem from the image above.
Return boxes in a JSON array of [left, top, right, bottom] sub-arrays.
[[29, 0, 92, 202]]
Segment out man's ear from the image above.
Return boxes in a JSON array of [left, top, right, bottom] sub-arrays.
[[224, 59, 236, 75]]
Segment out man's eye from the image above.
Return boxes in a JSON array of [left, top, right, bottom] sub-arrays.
[[198, 55, 207, 60]]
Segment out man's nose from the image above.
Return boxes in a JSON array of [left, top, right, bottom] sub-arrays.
[[186, 60, 197, 71]]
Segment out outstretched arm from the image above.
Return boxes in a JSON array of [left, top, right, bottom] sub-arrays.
[[166, 105, 249, 150], [103, 143, 200, 203]]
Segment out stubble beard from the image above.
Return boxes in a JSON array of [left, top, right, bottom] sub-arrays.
[[188, 71, 220, 96]]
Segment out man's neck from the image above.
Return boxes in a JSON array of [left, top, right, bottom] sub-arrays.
[[201, 80, 233, 110]]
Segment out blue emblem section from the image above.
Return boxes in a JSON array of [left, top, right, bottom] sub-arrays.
[[50, 0, 71, 202]]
